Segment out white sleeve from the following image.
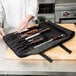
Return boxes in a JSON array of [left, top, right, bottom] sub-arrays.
[[26, 0, 38, 20], [0, 0, 4, 24]]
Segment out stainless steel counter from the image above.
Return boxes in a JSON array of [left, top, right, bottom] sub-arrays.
[[0, 28, 76, 76]]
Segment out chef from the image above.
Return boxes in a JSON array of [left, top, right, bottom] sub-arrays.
[[0, 0, 38, 38]]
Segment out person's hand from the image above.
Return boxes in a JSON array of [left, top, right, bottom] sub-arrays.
[[17, 20, 28, 33], [0, 27, 5, 38]]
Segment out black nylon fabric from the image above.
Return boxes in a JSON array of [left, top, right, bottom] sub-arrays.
[[3, 21, 75, 58]]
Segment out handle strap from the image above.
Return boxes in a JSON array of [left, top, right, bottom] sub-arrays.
[[59, 44, 72, 54], [39, 53, 53, 63]]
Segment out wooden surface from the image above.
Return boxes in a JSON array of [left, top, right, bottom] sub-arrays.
[[5, 24, 76, 60]]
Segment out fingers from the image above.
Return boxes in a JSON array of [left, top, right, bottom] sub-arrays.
[[17, 22, 28, 33], [0, 34, 3, 38], [0, 28, 5, 38], [17, 25, 25, 33]]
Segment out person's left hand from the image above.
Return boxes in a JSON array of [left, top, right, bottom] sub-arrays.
[[17, 20, 28, 33]]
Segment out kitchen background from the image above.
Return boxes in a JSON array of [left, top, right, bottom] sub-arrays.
[[0, 0, 76, 76], [37, 0, 76, 24]]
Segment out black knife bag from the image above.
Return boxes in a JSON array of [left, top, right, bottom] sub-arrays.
[[3, 21, 75, 62]]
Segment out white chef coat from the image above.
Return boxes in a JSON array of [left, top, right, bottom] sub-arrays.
[[0, 0, 38, 28]]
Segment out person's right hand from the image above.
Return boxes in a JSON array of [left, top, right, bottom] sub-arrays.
[[0, 27, 5, 38]]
